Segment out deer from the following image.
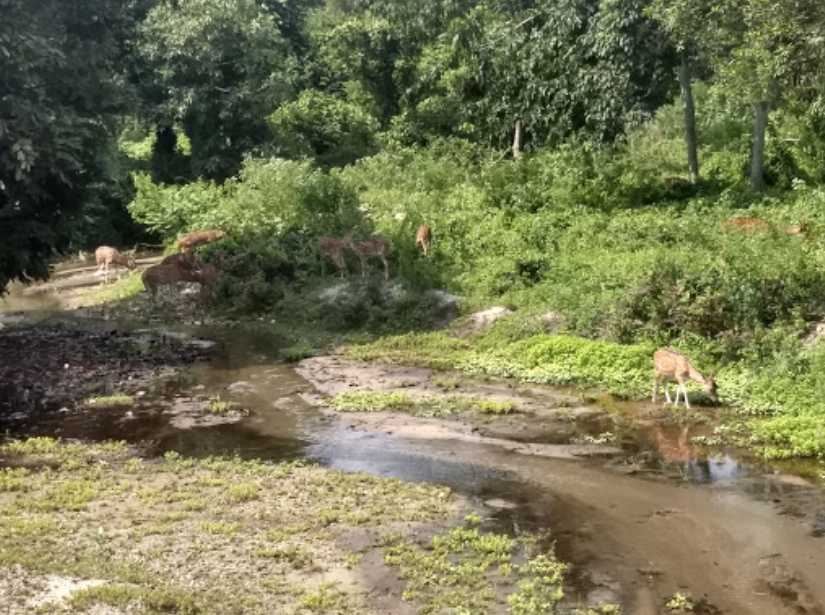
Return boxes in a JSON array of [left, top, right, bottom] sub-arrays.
[[415, 224, 432, 256], [721, 217, 808, 237], [653, 348, 718, 409], [95, 246, 136, 283], [319, 233, 353, 278], [142, 261, 219, 301], [349, 236, 391, 281], [177, 229, 226, 254], [160, 251, 200, 271]]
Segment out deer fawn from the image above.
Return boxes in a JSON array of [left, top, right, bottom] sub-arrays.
[[142, 261, 218, 301], [653, 348, 717, 409], [95, 246, 136, 283], [721, 217, 808, 237], [415, 224, 432, 256], [177, 229, 226, 254], [349, 236, 391, 281], [319, 233, 353, 278]]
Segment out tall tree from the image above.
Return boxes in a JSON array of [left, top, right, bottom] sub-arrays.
[[669, 0, 825, 189], [647, 0, 704, 183], [0, 0, 132, 291], [136, 0, 297, 181]]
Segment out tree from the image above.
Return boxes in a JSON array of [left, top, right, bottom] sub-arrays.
[[0, 0, 133, 291], [662, 0, 825, 190], [136, 0, 297, 181], [268, 90, 380, 167], [647, 0, 704, 183]]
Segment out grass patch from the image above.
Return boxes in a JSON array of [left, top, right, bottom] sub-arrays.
[[207, 396, 237, 414], [84, 271, 144, 305], [0, 438, 464, 613], [68, 583, 202, 614], [329, 390, 516, 418], [84, 394, 135, 409], [384, 520, 567, 614]]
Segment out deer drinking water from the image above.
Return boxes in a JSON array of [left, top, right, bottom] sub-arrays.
[[350, 236, 391, 281], [177, 229, 226, 254], [653, 348, 717, 409], [415, 224, 432, 256], [95, 246, 136, 283]]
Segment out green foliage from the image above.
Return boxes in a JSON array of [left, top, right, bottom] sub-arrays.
[[268, 89, 379, 167], [0, 0, 138, 289], [136, 0, 297, 180]]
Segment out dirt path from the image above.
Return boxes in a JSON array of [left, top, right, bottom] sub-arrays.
[[298, 355, 825, 615]]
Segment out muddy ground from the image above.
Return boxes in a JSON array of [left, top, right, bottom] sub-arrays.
[[0, 323, 213, 420]]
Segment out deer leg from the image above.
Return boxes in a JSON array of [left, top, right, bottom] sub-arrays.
[[681, 384, 691, 409], [652, 377, 659, 403], [381, 255, 389, 281], [664, 384, 672, 405], [360, 256, 367, 279]]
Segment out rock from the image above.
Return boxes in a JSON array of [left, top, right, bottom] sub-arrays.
[[484, 498, 518, 510], [803, 321, 825, 346], [540, 311, 565, 332], [462, 306, 514, 334], [813, 512, 825, 538], [226, 381, 257, 395]]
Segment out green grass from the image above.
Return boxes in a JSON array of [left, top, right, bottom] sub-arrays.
[[383, 519, 568, 615], [84, 394, 135, 409], [0, 438, 469, 614], [84, 270, 144, 305], [329, 390, 516, 418]]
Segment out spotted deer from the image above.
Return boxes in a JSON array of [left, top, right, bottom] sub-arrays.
[[177, 229, 226, 254], [319, 233, 353, 278], [415, 224, 432, 256], [349, 236, 391, 281], [722, 217, 808, 237], [653, 348, 717, 409], [95, 246, 136, 283], [142, 261, 219, 301], [160, 252, 200, 270]]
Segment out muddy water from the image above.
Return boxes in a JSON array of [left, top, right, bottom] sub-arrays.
[[3, 274, 825, 614]]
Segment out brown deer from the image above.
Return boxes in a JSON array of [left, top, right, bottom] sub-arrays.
[[415, 224, 432, 256], [95, 246, 136, 283], [653, 348, 718, 409], [721, 217, 808, 237], [160, 252, 200, 270], [142, 262, 219, 300], [319, 233, 352, 278], [349, 236, 391, 281], [177, 229, 226, 254]]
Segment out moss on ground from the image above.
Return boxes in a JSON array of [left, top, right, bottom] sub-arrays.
[[0, 438, 575, 614], [330, 390, 516, 417]]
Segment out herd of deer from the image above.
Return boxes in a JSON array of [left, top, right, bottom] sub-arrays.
[[92, 214, 809, 408]]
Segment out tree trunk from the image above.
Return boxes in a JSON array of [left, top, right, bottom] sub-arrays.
[[750, 100, 770, 191], [512, 119, 523, 160], [678, 54, 700, 184]]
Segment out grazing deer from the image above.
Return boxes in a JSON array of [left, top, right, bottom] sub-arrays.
[[653, 348, 718, 409], [95, 246, 136, 283], [160, 252, 200, 270], [319, 233, 352, 278], [177, 229, 226, 254], [142, 262, 219, 300], [415, 224, 432, 256], [349, 236, 391, 281], [722, 217, 808, 237]]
